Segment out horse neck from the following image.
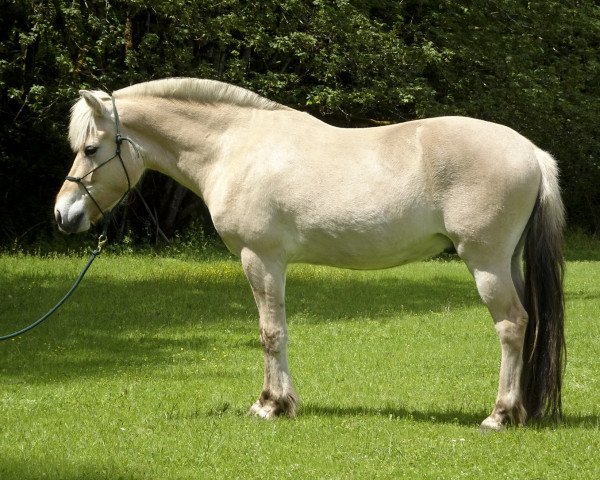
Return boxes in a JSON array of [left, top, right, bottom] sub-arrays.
[[118, 96, 255, 196]]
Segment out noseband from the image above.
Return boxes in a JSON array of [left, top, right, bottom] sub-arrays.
[[65, 96, 135, 220]]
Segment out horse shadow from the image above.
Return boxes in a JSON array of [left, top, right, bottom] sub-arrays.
[[302, 403, 600, 429], [302, 402, 489, 427]]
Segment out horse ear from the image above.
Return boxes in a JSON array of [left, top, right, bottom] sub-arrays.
[[79, 90, 107, 116]]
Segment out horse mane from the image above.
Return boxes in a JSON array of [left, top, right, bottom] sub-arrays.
[[114, 78, 288, 112], [68, 78, 288, 151]]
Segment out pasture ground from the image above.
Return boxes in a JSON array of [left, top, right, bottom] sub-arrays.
[[0, 244, 598, 479]]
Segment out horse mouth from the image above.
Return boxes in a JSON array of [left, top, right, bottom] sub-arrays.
[[55, 209, 90, 234]]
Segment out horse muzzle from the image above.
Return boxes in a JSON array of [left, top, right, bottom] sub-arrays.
[[54, 194, 91, 234]]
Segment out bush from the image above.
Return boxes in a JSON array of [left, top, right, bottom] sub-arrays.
[[1, 0, 598, 247]]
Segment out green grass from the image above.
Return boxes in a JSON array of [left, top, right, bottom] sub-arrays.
[[0, 251, 599, 479]]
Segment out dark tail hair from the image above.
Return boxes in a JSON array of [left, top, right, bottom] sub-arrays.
[[521, 149, 566, 422]]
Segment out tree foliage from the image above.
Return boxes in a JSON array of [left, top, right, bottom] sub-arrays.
[[1, 0, 599, 246]]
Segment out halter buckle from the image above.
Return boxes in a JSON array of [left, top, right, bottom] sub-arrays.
[[97, 234, 108, 252]]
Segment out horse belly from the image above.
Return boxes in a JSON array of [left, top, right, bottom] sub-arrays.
[[289, 213, 452, 269]]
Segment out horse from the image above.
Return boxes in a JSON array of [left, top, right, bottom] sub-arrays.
[[54, 78, 565, 431]]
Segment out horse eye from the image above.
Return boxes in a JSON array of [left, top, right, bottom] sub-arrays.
[[84, 145, 98, 156]]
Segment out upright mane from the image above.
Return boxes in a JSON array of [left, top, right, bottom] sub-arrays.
[[114, 78, 287, 111], [68, 78, 288, 151]]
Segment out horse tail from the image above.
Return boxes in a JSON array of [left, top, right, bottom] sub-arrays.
[[521, 148, 566, 422]]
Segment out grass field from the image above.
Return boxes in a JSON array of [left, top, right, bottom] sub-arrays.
[[0, 248, 599, 479]]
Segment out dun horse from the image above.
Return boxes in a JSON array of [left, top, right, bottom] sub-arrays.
[[55, 78, 565, 431]]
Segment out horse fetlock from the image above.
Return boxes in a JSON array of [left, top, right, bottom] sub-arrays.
[[250, 390, 297, 419], [481, 399, 526, 432], [513, 403, 527, 425], [500, 405, 526, 426]]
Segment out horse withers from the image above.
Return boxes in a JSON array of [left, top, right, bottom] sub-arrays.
[[55, 78, 565, 431]]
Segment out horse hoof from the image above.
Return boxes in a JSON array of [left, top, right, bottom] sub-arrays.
[[479, 415, 506, 432], [249, 400, 279, 419]]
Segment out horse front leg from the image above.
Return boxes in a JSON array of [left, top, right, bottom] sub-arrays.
[[241, 248, 298, 419]]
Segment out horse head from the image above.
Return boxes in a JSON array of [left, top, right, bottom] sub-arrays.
[[54, 90, 141, 233]]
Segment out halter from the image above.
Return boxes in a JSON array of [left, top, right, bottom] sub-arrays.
[[65, 96, 134, 223]]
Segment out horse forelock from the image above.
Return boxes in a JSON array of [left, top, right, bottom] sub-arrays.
[[113, 78, 288, 111], [68, 91, 111, 151]]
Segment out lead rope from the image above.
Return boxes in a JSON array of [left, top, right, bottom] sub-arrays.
[[0, 217, 110, 341]]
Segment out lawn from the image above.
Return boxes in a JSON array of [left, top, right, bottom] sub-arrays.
[[0, 249, 598, 479]]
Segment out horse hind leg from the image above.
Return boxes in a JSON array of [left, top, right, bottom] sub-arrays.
[[467, 258, 528, 431]]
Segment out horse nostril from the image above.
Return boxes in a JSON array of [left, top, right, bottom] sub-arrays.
[[55, 210, 63, 226]]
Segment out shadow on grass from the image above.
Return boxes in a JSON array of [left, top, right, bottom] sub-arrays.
[[303, 402, 489, 427], [287, 272, 480, 322], [562, 413, 600, 429], [0, 461, 144, 480], [0, 261, 479, 384], [303, 403, 600, 430]]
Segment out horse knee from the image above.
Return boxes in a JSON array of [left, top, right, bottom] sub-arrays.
[[260, 327, 287, 353]]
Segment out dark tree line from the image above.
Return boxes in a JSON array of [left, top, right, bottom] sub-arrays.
[[1, 0, 599, 248]]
